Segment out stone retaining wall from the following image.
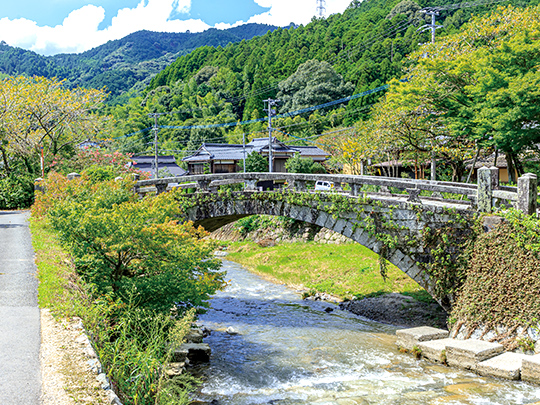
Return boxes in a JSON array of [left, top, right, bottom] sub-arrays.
[[208, 220, 354, 245]]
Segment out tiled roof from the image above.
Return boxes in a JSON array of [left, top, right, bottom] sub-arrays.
[[291, 145, 329, 157], [182, 140, 329, 162], [133, 155, 178, 164], [131, 155, 187, 176]]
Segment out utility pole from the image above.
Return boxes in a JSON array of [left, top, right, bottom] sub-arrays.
[[418, 8, 442, 180], [316, 0, 326, 17], [418, 8, 443, 44], [149, 113, 162, 179], [264, 99, 279, 173], [242, 132, 246, 173]]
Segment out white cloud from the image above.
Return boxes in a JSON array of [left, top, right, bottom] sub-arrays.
[[0, 0, 351, 56], [249, 0, 351, 26], [175, 0, 192, 14]]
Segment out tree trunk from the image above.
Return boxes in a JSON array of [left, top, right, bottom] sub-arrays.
[[0, 145, 10, 175], [506, 152, 517, 184]]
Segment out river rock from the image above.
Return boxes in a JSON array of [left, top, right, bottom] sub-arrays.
[[445, 339, 503, 370], [477, 352, 527, 380], [166, 362, 187, 377], [395, 326, 449, 352], [521, 354, 540, 383], [182, 343, 211, 363], [226, 326, 239, 335], [186, 328, 204, 343], [172, 347, 189, 363]]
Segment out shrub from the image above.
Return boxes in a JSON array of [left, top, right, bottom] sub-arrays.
[[35, 174, 224, 313], [0, 174, 35, 209]]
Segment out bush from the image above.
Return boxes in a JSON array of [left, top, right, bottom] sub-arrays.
[[285, 154, 326, 174], [35, 174, 224, 313], [0, 174, 35, 209], [451, 211, 540, 329]]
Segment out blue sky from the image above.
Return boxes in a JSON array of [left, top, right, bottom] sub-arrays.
[[0, 0, 351, 55]]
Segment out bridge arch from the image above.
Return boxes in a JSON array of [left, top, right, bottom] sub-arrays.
[[135, 171, 535, 310], [182, 190, 472, 310]]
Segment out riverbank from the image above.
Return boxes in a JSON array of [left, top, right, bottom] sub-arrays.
[[220, 240, 448, 329]]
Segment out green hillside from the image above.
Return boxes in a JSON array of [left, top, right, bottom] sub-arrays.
[[108, 0, 525, 154], [0, 24, 277, 101]]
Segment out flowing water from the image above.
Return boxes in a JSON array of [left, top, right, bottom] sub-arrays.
[[193, 260, 540, 405]]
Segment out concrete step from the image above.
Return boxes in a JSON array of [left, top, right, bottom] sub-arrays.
[[445, 339, 504, 370], [477, 352, 528, 380], [418, 338, 456, 363], [395, 326, 449, 352], [522, 354, 540, 383]]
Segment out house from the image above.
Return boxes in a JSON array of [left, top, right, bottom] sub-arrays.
[[465, 153, 518, 183], [129, 155, 187, 178], [183, 138, 329, 174]]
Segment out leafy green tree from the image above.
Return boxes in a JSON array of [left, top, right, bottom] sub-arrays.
[[389, 5, 540, 181], [277, 59, 354, 113], [285, 154, 326, 174], [40, 176, 224, 313], [242, 152, 269, 172]]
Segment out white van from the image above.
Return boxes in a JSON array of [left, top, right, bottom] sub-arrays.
[[314, 180, 333, 191]]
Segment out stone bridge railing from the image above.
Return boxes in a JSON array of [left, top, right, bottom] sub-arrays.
[[135, 168, 538, 215]]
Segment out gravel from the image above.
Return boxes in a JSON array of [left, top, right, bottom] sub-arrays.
[[340, 293, 449, 329]]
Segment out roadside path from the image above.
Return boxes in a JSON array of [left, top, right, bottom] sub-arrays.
[[0, 211, 41, 404]]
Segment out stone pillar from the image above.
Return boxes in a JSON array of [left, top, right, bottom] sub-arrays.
[[477, 167, 493, 213], [489, 166, 499, 190], [406, 188, 421, 203], [67, 172, 81, 181], [196, 179, 211, 192], [155, 183, 167, 195], [517, 173, 538, 216], [293, 180, 307, 192], [34, 178, 44, 193], [348, 183, 360, 197]]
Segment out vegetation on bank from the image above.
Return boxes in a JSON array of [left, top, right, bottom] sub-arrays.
[[450, 211, 540, 337], [31, 165, 225, 405], [225, 238, 430, 302]]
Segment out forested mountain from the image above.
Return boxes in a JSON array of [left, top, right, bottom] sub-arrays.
[[0, 23, 277, 102], [109, 0, 534, 155]]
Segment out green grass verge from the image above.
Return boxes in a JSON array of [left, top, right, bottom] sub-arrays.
[[30, 216, 82, 315], [226, 241, 428, 300]]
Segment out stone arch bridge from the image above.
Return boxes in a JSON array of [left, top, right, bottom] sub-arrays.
[[135, 170, 537, 310]]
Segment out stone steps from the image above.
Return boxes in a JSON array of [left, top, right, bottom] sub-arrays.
[[397, 326, 540, 383]]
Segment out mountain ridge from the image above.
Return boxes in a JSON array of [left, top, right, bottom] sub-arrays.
[[0, 23, 278, 101]]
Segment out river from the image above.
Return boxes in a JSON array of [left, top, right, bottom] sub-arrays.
[[193, 260, 540, 405]]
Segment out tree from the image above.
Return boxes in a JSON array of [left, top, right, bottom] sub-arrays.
[[285, 153, 325, 174], [393, 5, 540, 181], [242, 151, 269, 172], [0, 76, 108, 174], [277, 59, 354, 113], [41, 176, 224, 313]]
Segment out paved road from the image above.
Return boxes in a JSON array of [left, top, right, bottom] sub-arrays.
[[0, 211, 41, 404]]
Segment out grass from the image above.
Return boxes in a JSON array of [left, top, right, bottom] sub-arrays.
[[30, 217, 83, 315], [226, 241, 428, 300]]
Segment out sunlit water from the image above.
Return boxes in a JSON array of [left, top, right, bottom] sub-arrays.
[[193, 260, 540, 405]]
